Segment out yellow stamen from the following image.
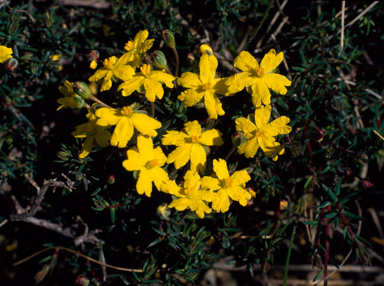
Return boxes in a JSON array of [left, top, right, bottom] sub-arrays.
[[103, 57, 117, 70], [203, 82, 212, 90], [140, 64, 151, 77], [121, 106, 133, 117], [256, 67, 265, 77], [184, 185, 196, 196], [224, 177, 233, 188], [255, 130, 265, 138], [191, 135, 202, 143], [145, 159, 159, 169], [124, 41, 134, 52]]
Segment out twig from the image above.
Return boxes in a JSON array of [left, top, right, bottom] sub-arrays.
[[3, 1, 35, 22], [9, 174, 74, 221], [242, 0, 274, 52], [344, 2, 379, 29], [373, 130, 384, 141], [339, 1, 346, 56], [13, 246, 144, 273], [0, 218, 8, 228]]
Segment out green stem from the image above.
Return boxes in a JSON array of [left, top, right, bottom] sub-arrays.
[[171, 47, 179, 77], [91, 95, 112, 109], [283, 223, 297, 286], [242, 0, 274, 52], [224, 145, 237, 161]]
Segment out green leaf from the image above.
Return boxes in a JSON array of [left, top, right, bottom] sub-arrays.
[[153, 228, 166, 236], [110, 208, 116, 224], [313, 270, 324, 282], [355, 235, 372, 247], [335, 178, 341, 196], [147, 238, 163, 248], [304, 176, 313, 189], [324, 211, 337, 219], [304, 221, 318, 225], [317, 201, 332, 208], [343, 211, 365, 221]]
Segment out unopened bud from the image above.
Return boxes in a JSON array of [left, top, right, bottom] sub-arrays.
[[107, 174, 115, 185], [73, 81, 92, 99], [199, 44, 214, 56], [187, 53, 196, 64], [157, 203, 171, 221], [361, 180, 374, 189], [162, 29, 175, 48], [45, 12, 53, 28], [76, 274, 90, 286], [309, 126, 326, 142], [87, 50, 100, 62], [356, 151, 369, 164], [5, 57, 18, 71], [231, 131, 247, 147], [151, 50, 167, 69]]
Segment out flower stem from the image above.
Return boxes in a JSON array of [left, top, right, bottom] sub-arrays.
[[171, 47, 179, 77], [150, 101, 155, 118], [242, 0, 274, 52], [224, 145, 236, 161], [90, 95, 112, 109]]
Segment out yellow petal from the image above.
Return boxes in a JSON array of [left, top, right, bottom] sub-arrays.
[[237, 136, 259, 158], [79, 136, 94, 158], [251, 79, 270, 107], [95, 108, 121, 126], [201, 176, 221, 191], [233, 51, 258, 72], [152, 146, 167, 166], [123, 149, 146, 171], [211, 189, 230, 213], [168, 197, 189, 211], [204, 89, 223, 120], [260, 49, 284, 73], [136, 168, 154, 197], [190, 143, 206, 173], [89, 68, 109, 82], [263, 73, 291, 95], [235, 117, 257, 134], [151, 167, 170, 190], [143, 78, 163, 102], [263, 116, 292, 136], [132, 113, 161, 137], [199, 129, 223, 146], [177, 88, 204, 107], [231, 170, 251, 186], [184, 120, 201, 137], [150, 70, 175, 88], [118, 76, 145, 97], [177, 72, 201, 88], [111, 117, 133, 147], [213, 159, 229, 180], [162, 130, 189, 146], [199, 54, 217, 84], [258, 135, 284, 161], [167, 144, 192, 169], [137, 135, 154, 160], [255, 105, 271, 129], [94, 130, 111, 147], [113, 65, 135, 81]]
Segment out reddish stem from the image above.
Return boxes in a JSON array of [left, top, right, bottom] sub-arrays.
[[336, 202, 355, 239], [321, 137, 355, 155]]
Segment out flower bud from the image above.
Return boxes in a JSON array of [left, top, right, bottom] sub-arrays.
[[361, 180, 374, 189], [151, 50, 167, 69], [5, 57, 18, 72], [73, 81, 92, 99], [309, 126, 326, 142], [45, 12, 53, 28], [107, 174, 115, 185], [86, 50, 100, 62], [162, 29, 175, 48], [231, 131, 247, 147], [356, 151, 368, 164], [156, 203, 171, 221], [76, 274, 90, 286], [199, 44, 214, 56]]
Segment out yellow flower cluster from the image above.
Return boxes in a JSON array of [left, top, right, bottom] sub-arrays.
[[57, 30, 293, 218]]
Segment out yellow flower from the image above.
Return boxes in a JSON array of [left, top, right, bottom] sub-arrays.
[[235, 104, 292, 160], [177, 54, 228, 120], [161, 120, 224, 173], [90, 60, 97, 69], [118, 64, 175, 102], [226, 49, 291, 107], [95, 103, 161, 148], [201, 159, 251, 213], [123, 135, 169, 197], [0, 45, 12, 63], [71, 108, 111, 158], [57, 80, 84, 110], [118, 30, 154, 68], [89, 56, 135, 92], [162, 171, 215, 219]]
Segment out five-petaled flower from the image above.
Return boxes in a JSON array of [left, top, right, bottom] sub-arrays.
[[89, 56, 135, 92], [57, 80, 85, 110], [161, 171, 215, 219], [177, 54, 228, 120], [0, 45, 12, 63], [161, 120, 224, 173], [226, 49, 291, 107], [123, 135, 169, 197], [118, 30, 154, 68], [235, 104, 292, 160], [118, 64, 175, 102], [95, 103, 161, 148], [201, 159, 251, 213], [71, 107, 111, 158]]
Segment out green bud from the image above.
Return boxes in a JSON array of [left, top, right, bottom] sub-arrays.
[[107, 174, 115, 185], [231, 131, 247, 147], [86, 50, 100, 62], [5, 58, 18, 72], [73, 81, 92, 99], [76, 274, 90, 286], [162, 29, 176, 48], [45, 12, 53, 28], [151, 50, 167, 69], [187, 53, 196, 65], [156, 203, 171, 221]]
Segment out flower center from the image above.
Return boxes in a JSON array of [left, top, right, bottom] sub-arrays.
[[103, 56, 117, 70], [124, 41, 135, 52], [256, 67, 265, 77], [255, 130, 266, 138], [140, 64, 151, 77], [203, 82, 212, 90], [82, 122, 93, 133], [121, 106, 133, 117], [184, 185, 196, 196], [145, 159, 159, 169], [224, 177, 233, 188], [191, 135, 202, 143]]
